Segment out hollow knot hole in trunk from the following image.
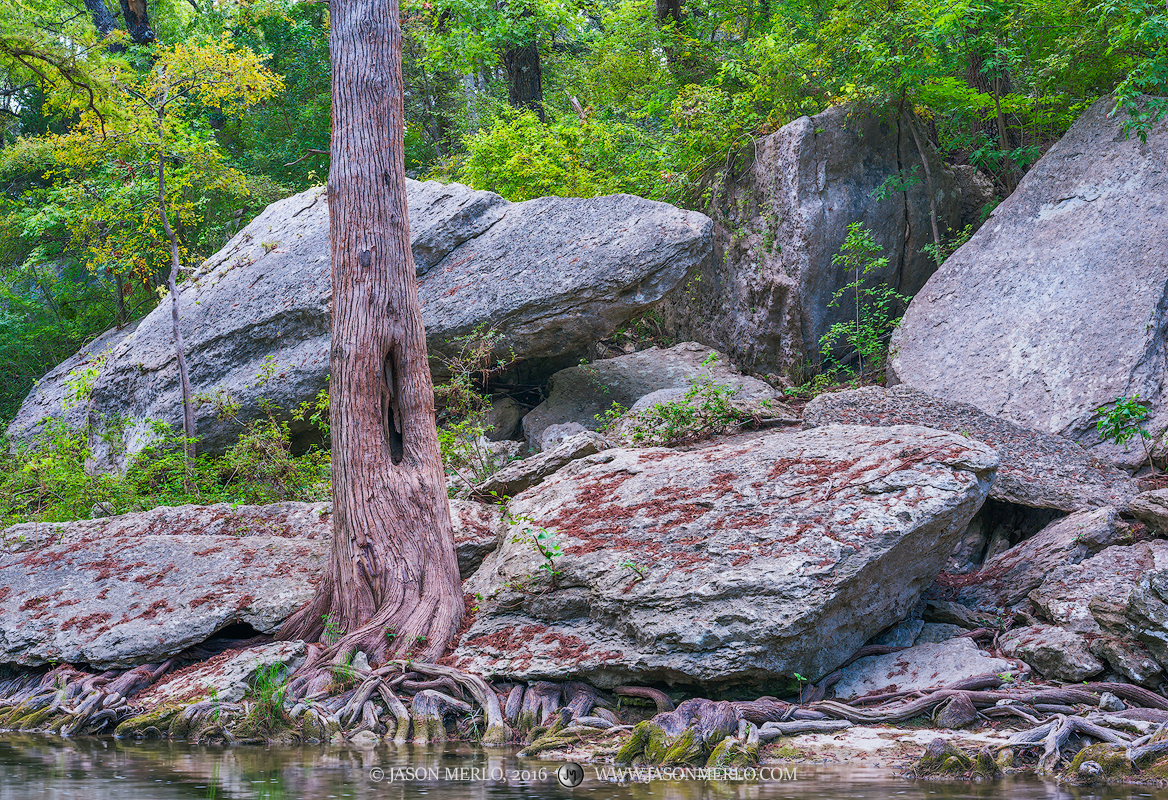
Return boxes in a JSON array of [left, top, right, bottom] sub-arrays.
[[382, 349, 404, 465]]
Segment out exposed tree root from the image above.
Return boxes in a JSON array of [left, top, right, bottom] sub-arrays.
[[616, 698, 740, 766], [614, 685, 674, 712], [6, 633, 1168, 784]]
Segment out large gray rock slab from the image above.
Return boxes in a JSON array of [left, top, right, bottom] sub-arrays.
[[943, 507, 1128, 610], [660, 104, 969, 380], [521, 342, 786, 450], [803, 385, 1136, 512], [8, 181, 711, 469], [832, 639, 1014, 700], [0, 502, 329, 669], [451, 425, 997, 688], [0, 499, 500, 667], [890, 97, 1168, 467]]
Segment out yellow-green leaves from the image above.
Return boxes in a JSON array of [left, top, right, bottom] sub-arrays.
[[143, 34, 285, 117]]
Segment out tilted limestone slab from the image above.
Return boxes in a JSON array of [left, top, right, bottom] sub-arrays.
[[0, 499, 499, 668], [451, 424, 997, 688], [890, 97, 1168, 468], [832, 639, 1014, 701], [803, 385, 1136, 512]]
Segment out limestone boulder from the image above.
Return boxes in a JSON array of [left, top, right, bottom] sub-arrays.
[[890, 97, 1168, 467], [803, 385, 1136, 512], [521, 342, 788, 450], [0, 499, 500, 668], [1129, 489, 1168, 534], [472, 432, 611, 500], [944, 507, 1129, 610], [831, 639, 1015, 701], [1088, 636, 1163, 688], [8, 181, 711, 469], [450, 425, 997, 688], [1000, 625, 1104, 682], [1029, 540, 1168, 636], [660, 104, 969, 380]]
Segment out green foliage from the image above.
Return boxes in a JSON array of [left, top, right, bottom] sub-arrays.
[[321, 614, 345, 646], [507, 511, 563, 587], [0, 368, 331, 526], [921, 224, 974, 266], [1097, 395, 1150, 447], [1096, 394, 1157, 471], [621, 376, 749, 447], [819, 222, 910, 379], [0, 420, 131, 526], [330, 651, 358, 688], [611, 353, 768, 446], [220, 0, 332, 188], [454, 108, 665, 201], [432, 326, 517, 492], [619, 558, 647, 583], [248, 660, 290, 727]]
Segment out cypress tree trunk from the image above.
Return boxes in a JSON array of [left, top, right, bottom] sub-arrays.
[[277, 0, 463, 664]]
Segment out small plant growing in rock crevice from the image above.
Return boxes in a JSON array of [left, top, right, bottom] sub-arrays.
[[620, 558, 647, 584], [506, 511, 564, 589], [1097, 394, 1159, 472], [248, 661, 291, 728], [603, 354, 769, 447]]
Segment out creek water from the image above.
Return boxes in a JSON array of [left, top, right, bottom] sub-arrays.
[[0, 735, 1165, 800]]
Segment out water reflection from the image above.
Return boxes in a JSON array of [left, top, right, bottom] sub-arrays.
[[0, 735, 1163, 800]]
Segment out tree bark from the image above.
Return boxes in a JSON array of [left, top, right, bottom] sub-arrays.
[[905, 115, 943, 257], [655, 0, 681, 24], [276, 0, 463, 665], [83, 0, 120, 38], [504, 41, 544, 121], [118, 0, 155, 43]]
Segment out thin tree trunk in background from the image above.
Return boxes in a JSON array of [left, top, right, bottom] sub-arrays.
[[277, 0, 463, 664], [118, 0, 155, 43], [655, 0, 681, 23], [965, 43, 1018, 191], [114, 271, 127, 327], [504, 41, 544, 121], [156, 121, 197, 486], [906, 117, 943, 256]]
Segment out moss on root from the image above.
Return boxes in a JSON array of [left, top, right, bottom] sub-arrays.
[[299, 712, 327, 743], [616, 718, 743, 768], [1066, 743, 1133, 784], [616, 721, 652, 765], [706, 735, 758, 769], [480, 723, 508, 747], [971, 747, 1002, 781], [12, 706, 56, 730], [515, 710, 538, 733], [114, 705, 181, 739], [910, 739, 973, 779]]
